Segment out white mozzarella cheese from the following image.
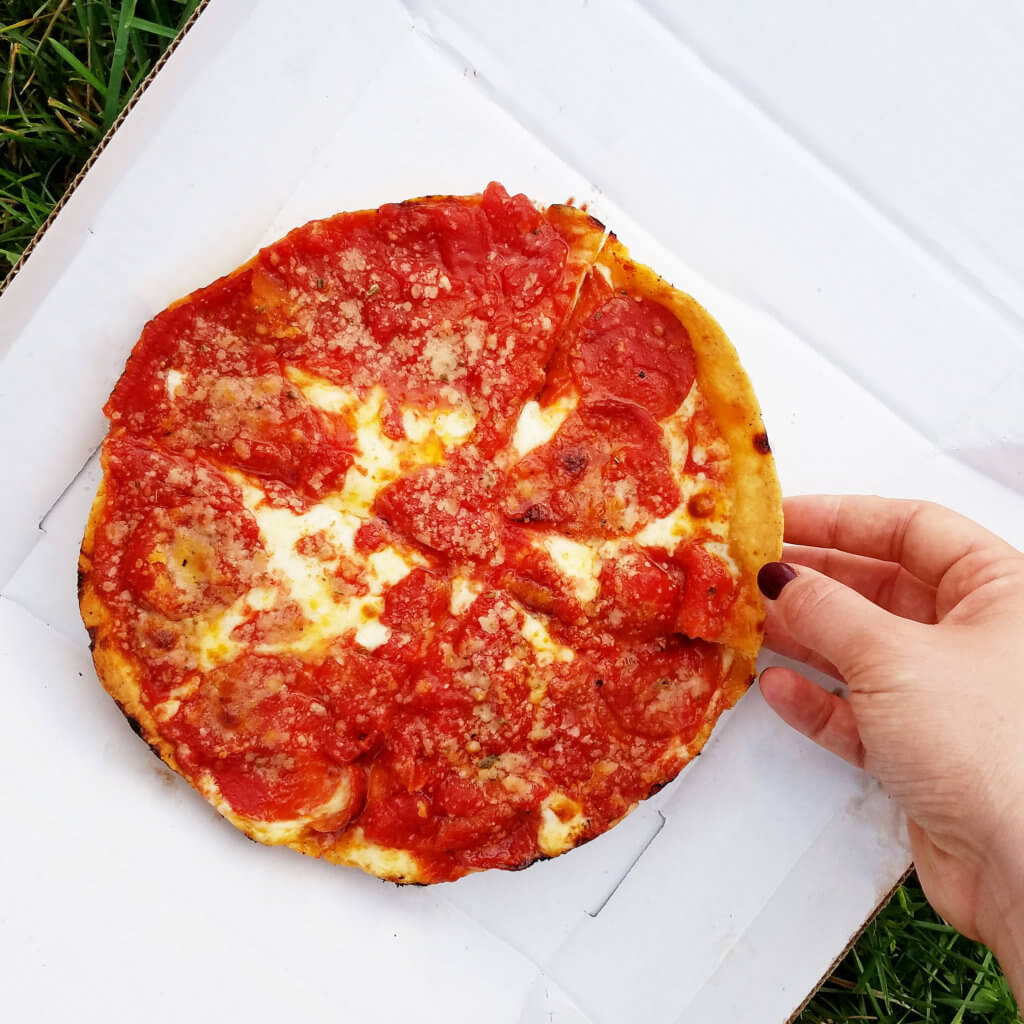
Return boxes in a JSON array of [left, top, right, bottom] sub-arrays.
[[541, 535, 601, 603], [511, 391, 578, 458]]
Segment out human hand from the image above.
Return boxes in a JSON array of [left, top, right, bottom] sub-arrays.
[[757, 495, 1024, 996]]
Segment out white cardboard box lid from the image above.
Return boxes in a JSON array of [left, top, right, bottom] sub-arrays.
[[1, 2, 1022, 1022]]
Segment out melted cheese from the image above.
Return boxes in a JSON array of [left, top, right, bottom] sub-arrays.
[[541, 535, 600, 603], [347, 389, 411, 514], [287, 368, 475, 515], [285, 368, 358, 414], [450, 575, 483, 615], [633, 509, 691, 552], [339, 830, 421, 881], [511, 391, 578, 457], [196, 483, 421, 669], [401, 406, 476, 445], [520, 611, 575, 666], [537, 791, 587, 856], [704, 540, 740, 577], [189, 366, 493, 669], [353, 619, 391, 651], [165, 368, 184, 400]]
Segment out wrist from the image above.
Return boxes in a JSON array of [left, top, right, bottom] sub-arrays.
[[976, 817, 1024, 1001]]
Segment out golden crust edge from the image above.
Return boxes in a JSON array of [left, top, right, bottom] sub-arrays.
[[593, 237, 784, 658]]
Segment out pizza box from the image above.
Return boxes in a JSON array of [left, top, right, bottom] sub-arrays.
[[1, 1, 1022, 1021]]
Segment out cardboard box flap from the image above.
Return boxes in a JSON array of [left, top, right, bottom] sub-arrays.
[[409, 0, 1024, 495], [639, 0, 1024, 325]]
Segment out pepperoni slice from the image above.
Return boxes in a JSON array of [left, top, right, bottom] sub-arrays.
[[91, 438, 262, 685], [574, 294, 696, 419], [165, 654, 368, 826], [505, 397, 679, 536], [105, 274, 355, 500], [212, 752, 364, 828], [594, 545, 678, 639], [375, 456, 502, 561], [649, 538, 738, 641], [598, 637, 718, 741], [315, 651, 409, 764]]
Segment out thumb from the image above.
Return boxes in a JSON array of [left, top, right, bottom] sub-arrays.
[[757, 561, 907, 678]]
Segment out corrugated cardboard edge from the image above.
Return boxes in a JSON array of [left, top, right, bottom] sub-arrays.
[[0, 3, 914, 1017], [0, 0, 213, 298], [785, 864, 914, 1023]]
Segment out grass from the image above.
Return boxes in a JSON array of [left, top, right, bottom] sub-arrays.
[[0, 4, 1021, 1022], [0, 0, 200, 277], [803, 879, 1019, 1023]]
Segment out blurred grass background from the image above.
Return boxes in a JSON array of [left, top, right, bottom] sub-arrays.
[[1, 4, 1020, 1022]]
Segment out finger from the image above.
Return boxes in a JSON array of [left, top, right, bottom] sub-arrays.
[[762, 608, 843, 680], [757, 561, 910, 677], [783, 544, 937, 624], [783, 495, 1015, 588], [759, 666, 864, 767]]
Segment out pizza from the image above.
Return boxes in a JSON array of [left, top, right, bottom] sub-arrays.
[[79, 183, 781, 883]]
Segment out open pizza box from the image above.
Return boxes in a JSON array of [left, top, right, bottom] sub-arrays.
[[2, 1, 1022, 1020]]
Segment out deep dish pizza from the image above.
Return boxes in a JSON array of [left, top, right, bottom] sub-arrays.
[[79, 183, 781, 883]]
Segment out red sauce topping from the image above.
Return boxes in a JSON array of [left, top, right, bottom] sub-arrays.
[[89, 184, 740, 881]]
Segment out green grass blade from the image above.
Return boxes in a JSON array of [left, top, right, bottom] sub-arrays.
[[101, 0, 138, 131], [47, 37, 108, 96], [129, 16, 178, 40], [178, 0, 203, 24]]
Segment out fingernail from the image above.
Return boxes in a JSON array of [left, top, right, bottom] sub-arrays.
[[757, 561, 797, 600]]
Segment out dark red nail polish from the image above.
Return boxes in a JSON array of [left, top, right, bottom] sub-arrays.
[[757, 562, 797, 600]]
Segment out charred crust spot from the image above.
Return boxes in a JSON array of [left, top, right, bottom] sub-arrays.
[[511, 854, 546, 872], [561, 451, 588, 476], [647, 781, 666, 798], [122, 711, 145, 739], [687, 492, 715, 518], [753, 431, 771, 454], [76, 568, 86, 595], [117, 706, 165, 764], [593, 678, 604, 688]]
